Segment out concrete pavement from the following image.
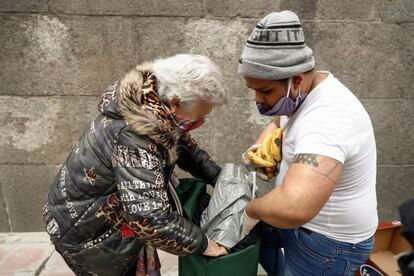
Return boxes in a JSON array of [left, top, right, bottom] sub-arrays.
[[0, 232, 265, 276], [0, 232, 177, 276]]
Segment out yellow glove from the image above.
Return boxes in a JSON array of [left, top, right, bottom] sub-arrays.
[[245, 128, 282, 179]]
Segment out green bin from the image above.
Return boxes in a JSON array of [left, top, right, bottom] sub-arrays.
[[176, 178, 261, 276], [178, 239, 260, 276]]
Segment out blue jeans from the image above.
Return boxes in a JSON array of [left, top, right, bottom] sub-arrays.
[[260, 226, 374, 276]]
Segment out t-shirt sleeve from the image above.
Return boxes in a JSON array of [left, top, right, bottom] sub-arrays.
[[294, 107, 359, 164]]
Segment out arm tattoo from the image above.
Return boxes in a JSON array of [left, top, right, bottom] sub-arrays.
[[292, 154, 319, 167], [292, 154, 341, 184]]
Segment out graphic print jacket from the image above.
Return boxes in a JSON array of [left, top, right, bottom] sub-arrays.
[[42, 64, 221, 275]]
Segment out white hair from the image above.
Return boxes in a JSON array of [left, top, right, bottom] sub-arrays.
[[153, 54, 228, 108]]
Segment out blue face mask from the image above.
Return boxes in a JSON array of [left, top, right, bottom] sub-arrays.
[[256, 78, 306, 116]]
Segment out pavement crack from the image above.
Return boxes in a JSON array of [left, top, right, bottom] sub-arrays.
[[34, 249, 54, 276]]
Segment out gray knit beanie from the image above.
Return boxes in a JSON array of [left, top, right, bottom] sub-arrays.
[[239, 10, 315, 80]]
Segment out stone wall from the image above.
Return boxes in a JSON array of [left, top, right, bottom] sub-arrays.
[[0, 0, 413, 231]]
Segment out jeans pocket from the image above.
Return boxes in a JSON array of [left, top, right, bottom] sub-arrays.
[[294, 228, 335, 262]]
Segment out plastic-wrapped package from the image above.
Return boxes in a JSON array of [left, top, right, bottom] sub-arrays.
[[200, 163, 257, 248]]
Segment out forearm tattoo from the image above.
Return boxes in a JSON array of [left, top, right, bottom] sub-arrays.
[[292, 154, 341, 184]]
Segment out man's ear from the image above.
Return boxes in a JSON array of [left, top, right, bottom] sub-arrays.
[[291, 74, 304, 92]]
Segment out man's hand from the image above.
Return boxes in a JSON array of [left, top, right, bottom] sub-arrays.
[[242, 209, 259, 235], [242, 144, 272, 181], [202, 239, 228, 257], [242, 128, 282, 181], [242, 144, 261, 164]]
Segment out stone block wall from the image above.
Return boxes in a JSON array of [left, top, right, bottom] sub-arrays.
[[0, 0, 413, 231]]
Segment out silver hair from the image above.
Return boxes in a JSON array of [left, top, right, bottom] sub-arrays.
[[153, 54, 228, 108]]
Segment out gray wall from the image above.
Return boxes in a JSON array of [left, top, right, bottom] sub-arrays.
[[0, 0, 413, 232]]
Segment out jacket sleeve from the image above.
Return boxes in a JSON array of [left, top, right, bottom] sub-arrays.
[[113, 127, 208, 256], [176, 134, 221, 186]]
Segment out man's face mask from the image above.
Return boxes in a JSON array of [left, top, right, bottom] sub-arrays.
[[170, 113, 205, 133], [256, 77, 306, 116]]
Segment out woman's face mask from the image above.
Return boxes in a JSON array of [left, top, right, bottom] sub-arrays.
[[170, 113, 205, 133], [256, 77, 306, 116], [167, 99, 212, 133]]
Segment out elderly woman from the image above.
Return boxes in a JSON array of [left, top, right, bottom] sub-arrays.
[[42, 54, 228, 275]]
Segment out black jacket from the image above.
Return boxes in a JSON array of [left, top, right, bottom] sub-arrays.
[[42, 66, 221, 275]]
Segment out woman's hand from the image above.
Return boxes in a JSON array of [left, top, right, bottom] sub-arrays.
[[202, 239, 228, 257]]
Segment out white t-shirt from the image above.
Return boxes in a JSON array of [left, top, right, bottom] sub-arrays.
[[276, 72, 378, 244]]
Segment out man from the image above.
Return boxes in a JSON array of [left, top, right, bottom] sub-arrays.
[[239, 11, 378, 275]]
